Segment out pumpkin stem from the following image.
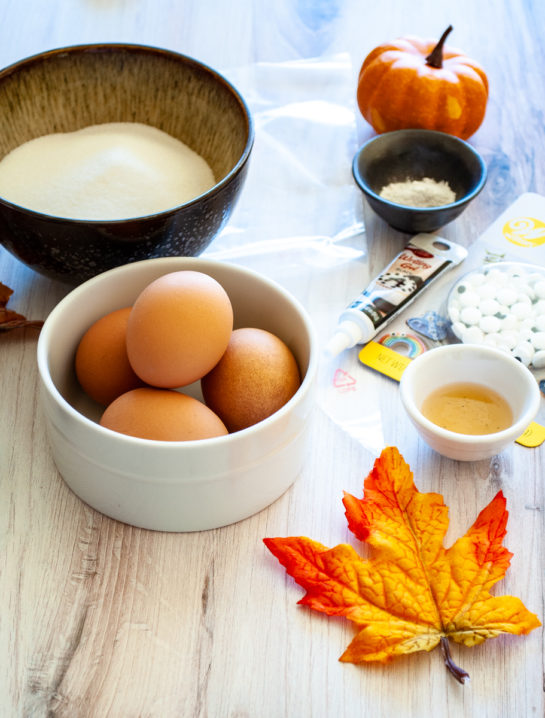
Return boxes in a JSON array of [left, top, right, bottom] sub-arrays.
[[425, 25, 453, 69]]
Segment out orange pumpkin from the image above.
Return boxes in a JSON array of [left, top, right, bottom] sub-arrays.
[[357, 26, 489, 140]]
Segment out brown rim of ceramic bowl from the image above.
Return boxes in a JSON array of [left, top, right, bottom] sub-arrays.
[[0, 42, 255, 224]]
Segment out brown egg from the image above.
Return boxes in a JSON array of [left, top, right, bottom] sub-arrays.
[[75, 307, 145, 406], [99, 387, 228, 441], [201, 327, 301, 432], [126, 270, 233, 388]]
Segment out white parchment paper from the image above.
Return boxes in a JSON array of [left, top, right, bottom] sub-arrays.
[[204, 55, 389, 453]]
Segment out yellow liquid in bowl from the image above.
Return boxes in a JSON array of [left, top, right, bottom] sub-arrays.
[[421, 382, 513, 435]]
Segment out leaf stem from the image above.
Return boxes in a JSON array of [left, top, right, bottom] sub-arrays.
[[440, 637, 470, 684]]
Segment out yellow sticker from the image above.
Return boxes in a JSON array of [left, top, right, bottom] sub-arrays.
[[358, 341, 411, 382], [515, 421, 545, 448], [503, 217, 545, 248]]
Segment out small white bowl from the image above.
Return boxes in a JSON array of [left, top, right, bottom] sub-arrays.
[[37, 257, 317, 531], [399, 344, 541, 461]]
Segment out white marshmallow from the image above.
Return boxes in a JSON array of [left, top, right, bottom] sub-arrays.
[[482, 332, 502, 346], [530, 331, 545, 350], [462, 326, 484, 344], [479, 298, 501, 316], [485, 268, 504, 283], [532, 350, 545, 369], [476, 282, 498, 299], [534, 315, 545, 331], [512, 342, 535, 366], [460, 306, 481, 325], [500, 314, 519, 331], [496, 288, 518, 306], [479, 315, 502, 334], [510, 302, 532, 319], [448, 304, 460, 322], [498, 330, 518, 349], [458, 289, 481, 307], [534, 280, 545, 299]]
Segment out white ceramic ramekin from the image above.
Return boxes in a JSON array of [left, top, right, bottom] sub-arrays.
[[399, 343, 541, 461], [37, 257, 317, 531]]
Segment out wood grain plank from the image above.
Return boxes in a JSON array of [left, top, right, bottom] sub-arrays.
[[1, 1, 544, 716]]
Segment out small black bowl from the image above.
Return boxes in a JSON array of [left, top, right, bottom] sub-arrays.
[[352, 129, 487, 233], [0, 44, 254, 284]]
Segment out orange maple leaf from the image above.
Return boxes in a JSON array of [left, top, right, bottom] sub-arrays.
[[263, 446, 541, 683], [0, 281, 43, 331]]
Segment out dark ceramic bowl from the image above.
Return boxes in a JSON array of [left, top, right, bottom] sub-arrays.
[[0, 44, 254, 283], [352, 129, 486, 233]]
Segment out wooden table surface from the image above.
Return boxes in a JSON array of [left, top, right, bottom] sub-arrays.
[[1, 1, 544, 716]]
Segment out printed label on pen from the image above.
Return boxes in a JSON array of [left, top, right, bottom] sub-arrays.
[[348, 234, 467, 331], [350, 247, 447, 327]]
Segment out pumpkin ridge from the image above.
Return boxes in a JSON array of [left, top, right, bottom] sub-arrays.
[[407, 71, 444, 130], [357, 71, 396, 131], [360, 41, 424, 76], [447, 61, 489, 95]]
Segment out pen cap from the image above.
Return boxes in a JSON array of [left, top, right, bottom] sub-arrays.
[[325, 315, 373, 357]]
